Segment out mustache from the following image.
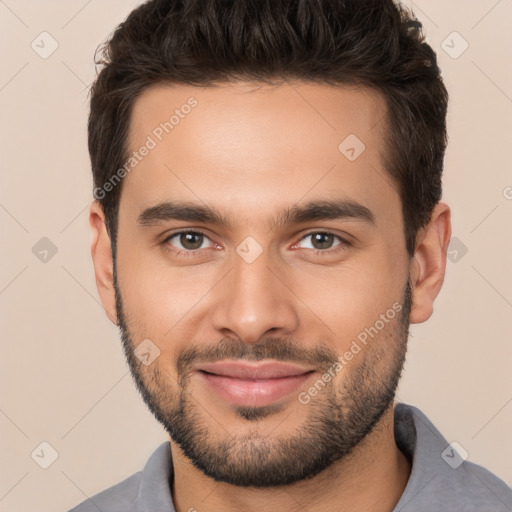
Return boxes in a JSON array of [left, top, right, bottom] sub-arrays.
[[176, 337, 338, 375]]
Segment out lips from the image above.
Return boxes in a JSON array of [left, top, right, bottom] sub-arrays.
[[197, 360, 314, 379], [194, 360, 316, 407]]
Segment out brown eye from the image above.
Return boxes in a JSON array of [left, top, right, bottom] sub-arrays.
[[311, 233, 336, 250], [178, 232, 204, 250], [164, 231, 212, 254], [298, 232, 344, 251]]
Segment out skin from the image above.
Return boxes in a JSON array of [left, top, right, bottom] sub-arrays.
[[89, 81, 451, 511]]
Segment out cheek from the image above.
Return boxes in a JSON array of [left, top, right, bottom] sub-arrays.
[[294, 250, 406, 349], [116, 244, 218, 339]]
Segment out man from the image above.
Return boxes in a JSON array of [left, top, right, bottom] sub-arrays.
[[71, 0, 512, 510]]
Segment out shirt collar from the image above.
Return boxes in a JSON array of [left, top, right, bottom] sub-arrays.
[[134, 440, 175, 512]]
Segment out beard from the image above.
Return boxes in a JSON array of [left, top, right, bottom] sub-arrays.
[[114, 266, 412, 488]]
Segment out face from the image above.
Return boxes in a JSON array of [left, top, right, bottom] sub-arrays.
[[112, 81, 413, 486]]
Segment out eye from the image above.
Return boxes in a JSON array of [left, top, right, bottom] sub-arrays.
[[295, 232, 350, 254], [161, 229, 351, 259], [163, 230, 215, 256]]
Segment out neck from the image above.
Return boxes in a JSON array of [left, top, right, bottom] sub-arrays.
[[170, 402, 411, 512]]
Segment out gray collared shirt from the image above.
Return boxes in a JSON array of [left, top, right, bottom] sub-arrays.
[[69, 403, 512, 511]]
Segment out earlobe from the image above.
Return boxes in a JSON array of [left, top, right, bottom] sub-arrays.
[[409, 202, 452, 324], [89, 201, 118, 325]]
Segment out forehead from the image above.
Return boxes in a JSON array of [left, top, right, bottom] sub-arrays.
[[128, 81, 387, 158], [121, 81, 399, 230]]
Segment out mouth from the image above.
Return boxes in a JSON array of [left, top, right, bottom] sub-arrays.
[[194, 360, 316, 407]]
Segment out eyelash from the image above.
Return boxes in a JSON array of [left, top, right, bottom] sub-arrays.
[[161, 229, 352, 258]]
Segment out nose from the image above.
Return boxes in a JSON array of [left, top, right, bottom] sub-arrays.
[[211, 250, 299, 344]]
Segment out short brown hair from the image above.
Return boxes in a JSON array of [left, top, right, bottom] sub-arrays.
[[88, 0, 448, 258]]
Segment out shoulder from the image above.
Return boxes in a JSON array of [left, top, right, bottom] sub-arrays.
[[394, 403, 512, 512], [406, 457, 512, 512], [67, 441, 173, 512], [68, 472, 142, 512]]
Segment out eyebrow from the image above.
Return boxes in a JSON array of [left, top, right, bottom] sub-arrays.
[[137, 197, 376, 230]]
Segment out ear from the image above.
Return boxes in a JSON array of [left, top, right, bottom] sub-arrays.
[[409, 202, 452, 324], [89, 201, 118, 325]]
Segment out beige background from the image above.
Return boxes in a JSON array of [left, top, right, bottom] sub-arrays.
[[1, 1, 511, 510]]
